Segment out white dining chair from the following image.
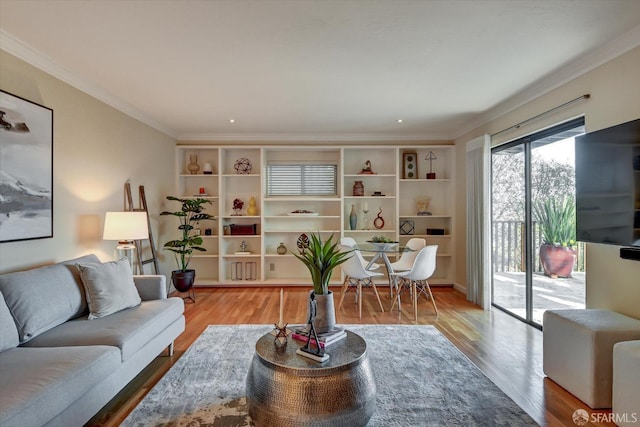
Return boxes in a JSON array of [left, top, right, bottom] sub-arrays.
[[340, 237, 381, 271], [390, 238, 426, 272], [338, 245, 385, 319], [390, 245, 438, 320]]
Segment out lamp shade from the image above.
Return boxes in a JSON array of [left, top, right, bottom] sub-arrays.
[[103, 212, 149, 241]]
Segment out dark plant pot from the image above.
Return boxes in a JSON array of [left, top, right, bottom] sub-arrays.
[[539, 245, 576, 278], [171, 269, 195, 292], [308, 290, 336, 334]]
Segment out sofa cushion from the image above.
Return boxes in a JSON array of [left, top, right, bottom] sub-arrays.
[[0, 254, 99, 343], [23, 297, 184, 361], [0, 345, 120, 427], [77, 258, 141, 319], [0, 292, 19, 352]]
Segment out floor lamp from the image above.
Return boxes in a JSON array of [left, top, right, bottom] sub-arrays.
[[103, 212, 149, 273]]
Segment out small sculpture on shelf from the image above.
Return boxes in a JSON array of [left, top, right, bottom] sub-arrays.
[[234, 158, 252, 174], [373, 208, 385, 229], [232, 198, 244, 215], [425, 151, 437, 179], [416, 196, 432, 216], [359, 160, 376, 174]]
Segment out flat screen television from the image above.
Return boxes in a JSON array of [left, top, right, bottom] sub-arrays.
[[575, 118, 640, 247]]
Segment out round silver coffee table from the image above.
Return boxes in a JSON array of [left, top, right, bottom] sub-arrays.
[[246, 330, 376, 427]]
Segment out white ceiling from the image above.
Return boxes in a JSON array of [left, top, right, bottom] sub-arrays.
[[1, 0, 640, 141]]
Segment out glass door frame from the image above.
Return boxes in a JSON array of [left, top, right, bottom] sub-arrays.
[[490, 117, 585, 329]]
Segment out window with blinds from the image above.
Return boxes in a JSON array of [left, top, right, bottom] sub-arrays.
[[266, 164, 338, 196]]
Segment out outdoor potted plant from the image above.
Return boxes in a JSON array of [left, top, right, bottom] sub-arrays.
[[533, 196, 577, 278], [161, 196, 215, 294], [293, 233, 352, 333]]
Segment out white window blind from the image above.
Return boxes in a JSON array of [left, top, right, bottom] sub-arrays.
[[267, 164, 338, 196]]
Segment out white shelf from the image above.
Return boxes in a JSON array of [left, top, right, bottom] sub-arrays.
[[174, 145, 456, 286], [399, 178, 451, 182]]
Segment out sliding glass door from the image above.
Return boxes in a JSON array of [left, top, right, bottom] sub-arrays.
[[491, 118, 585, 327]]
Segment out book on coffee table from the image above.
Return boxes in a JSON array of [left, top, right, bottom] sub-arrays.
[[291, 326, 346, 348]]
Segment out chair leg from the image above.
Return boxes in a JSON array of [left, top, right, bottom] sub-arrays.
[[412, 280, 418, 321], [357, 280, 363, 319], [390, 278, 400, 311], [369, 279, 385, 312], [424, 280, 438, 316], [338, 276, 350, 309]]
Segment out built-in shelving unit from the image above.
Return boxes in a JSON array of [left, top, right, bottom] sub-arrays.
[[172, 145, 455, 287]]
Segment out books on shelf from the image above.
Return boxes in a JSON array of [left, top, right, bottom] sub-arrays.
[[291, 326, 346, 348]]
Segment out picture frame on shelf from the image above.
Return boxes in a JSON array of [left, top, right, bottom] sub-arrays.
[[402, 152, 418, 179], [400, 220, 415, 235]]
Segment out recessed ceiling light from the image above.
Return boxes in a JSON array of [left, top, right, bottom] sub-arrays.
[[229, 119, 236, 124], [396, 119, 404, 123]]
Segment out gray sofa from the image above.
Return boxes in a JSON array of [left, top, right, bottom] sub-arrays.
[[0, 254, 185, 427]]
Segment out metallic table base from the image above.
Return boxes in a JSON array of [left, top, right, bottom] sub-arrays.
[[246, 330, 376, 426]]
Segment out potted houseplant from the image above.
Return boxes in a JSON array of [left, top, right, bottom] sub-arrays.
[[293, 233, 352, 333], [533, 196, 577, 278], [161, 196, 215, 294]]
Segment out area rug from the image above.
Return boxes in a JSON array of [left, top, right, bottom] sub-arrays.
[[122, 324, 538, 426]]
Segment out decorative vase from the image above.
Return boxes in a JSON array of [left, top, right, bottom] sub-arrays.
[[349, 204, 358, 230], [171, 269, 195, 292], [187, 154, 200, 174], [247, 196, 258, 216], [353, 180, 364, 196], [277, 242, 287, 255], [309, 290, 336, 334]]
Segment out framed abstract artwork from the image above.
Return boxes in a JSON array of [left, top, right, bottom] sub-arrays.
[[402, 152, 418, 179], [0, 90, 53, 242]]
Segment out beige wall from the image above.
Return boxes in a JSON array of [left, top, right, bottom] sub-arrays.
[[0, 50, 177, 276], [455, 45, 640, 318]]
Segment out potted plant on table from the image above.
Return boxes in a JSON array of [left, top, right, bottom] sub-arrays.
[[533, 196, 577, 278], [161, 196, 215, 297], [293, 233, 352, 333]]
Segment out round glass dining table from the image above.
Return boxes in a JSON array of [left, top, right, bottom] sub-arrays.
[[354, 244, 415, 288]]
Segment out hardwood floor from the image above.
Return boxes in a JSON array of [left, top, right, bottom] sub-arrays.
[[87, 286, 616, 427]]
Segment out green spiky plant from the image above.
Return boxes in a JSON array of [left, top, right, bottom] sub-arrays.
[[533, 196, 576, 248], [161, 196, 216, 271], [293, 233, 352, 295]]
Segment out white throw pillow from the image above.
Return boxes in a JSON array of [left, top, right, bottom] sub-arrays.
[[77, 259, 141, 319]]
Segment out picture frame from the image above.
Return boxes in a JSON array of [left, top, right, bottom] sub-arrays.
[[402, 152, 418, 179], [0, 90, 53, 243]]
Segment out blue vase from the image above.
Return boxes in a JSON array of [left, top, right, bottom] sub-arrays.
[[349, 205, 357, 230]]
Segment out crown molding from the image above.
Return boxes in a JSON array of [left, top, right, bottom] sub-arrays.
[[454, 24, 640, 140], [0, 29, 177, 139], [178, 132, 450, 142]]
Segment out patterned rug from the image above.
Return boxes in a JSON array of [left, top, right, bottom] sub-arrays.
[[123, 324, 538, 426]]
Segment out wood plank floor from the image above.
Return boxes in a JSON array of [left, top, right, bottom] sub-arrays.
[[87, 286, 616, 427]]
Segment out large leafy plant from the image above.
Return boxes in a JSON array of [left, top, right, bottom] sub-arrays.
[[161, 196, 215, 271], [533, 196, 576, 248], [293, 233, 352, 295]]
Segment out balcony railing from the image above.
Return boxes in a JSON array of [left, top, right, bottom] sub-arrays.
[[492, 220, 585, 273]]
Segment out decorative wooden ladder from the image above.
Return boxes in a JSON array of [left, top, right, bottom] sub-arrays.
[[124, 182, 159, 276]]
